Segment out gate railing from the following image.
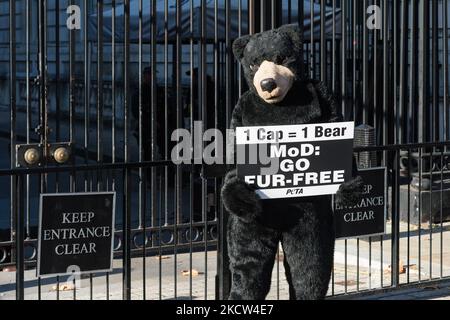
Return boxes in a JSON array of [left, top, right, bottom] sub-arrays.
[[1, 141, 450, 300]]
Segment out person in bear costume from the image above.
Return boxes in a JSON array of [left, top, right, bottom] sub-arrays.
[[221, 24, 363, 300]]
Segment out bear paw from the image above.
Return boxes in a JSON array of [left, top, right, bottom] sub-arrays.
[[335, 176, 364, 207], [221, 169, 262, 223]]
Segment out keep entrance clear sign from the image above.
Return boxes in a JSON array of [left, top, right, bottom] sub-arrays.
[[236, 122, 355, 199], [334, 167, 387, 239], [37, 192, 116, 277]]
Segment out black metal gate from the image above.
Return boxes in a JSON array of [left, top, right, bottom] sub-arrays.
[[1, 0, 450, 300]]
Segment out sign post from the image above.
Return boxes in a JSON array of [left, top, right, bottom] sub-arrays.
[[37, 192, 116, 277], [236, 122, 355, 199]]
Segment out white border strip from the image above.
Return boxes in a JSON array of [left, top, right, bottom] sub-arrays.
[[236, 122, 355, 145]]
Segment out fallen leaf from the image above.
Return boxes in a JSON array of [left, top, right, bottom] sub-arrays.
[[52, 284, 76, 291], [386, 260, 406, 274], [155, 256, 171, 261], [181, 269, 204, 277]]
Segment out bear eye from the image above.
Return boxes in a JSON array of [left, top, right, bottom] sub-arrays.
[[249, 64, 259, 72]]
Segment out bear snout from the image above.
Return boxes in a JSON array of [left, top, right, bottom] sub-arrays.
[[253, 60, 295, 104], [260, 78, 277, 93]]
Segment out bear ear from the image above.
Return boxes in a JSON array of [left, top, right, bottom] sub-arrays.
[[278, 24, 303, 52], [232, 35, 251, 62]]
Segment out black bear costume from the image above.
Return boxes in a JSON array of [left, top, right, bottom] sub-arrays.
[[221, 25, 362, 300]]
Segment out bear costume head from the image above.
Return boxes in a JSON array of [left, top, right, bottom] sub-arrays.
[[233, 24, 303, 104]]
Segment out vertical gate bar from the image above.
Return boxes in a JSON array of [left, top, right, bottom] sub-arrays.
[[123, 0, 131, 301], [55, 0, 61, 297], [341, 0, 347, 119], [393, 0, 398, 144], [399, 0, 408, 145], [331, 0, 336, 93], [439, 150, 445, 279], [105, 0, 116, 300], [150, 0, 157, 249], [137, 0, 146, 299], [15, 174, 24, 300], [320, 0, 326, 82], [382, 0, 389, 148], [418, 147, 422, 281], [369, 235, 372, 290], [37, 0, 47, 299], [357, 238, 359, 291], [123, 167, 131, 300], [373, 0, 378, 137], [419, 0, 429, 143], [138, 0, 143, 229], [25, 0, 31, 238], [249, 0, 255, 35], [391, 149, 400, 287], [445, 0, 449, 142], [310, 0, 314, 79], [111, 0, 116, 176], [190, 0, 195, 300], [9, 0, 16, 267], [165, 0, 171, 299], [200, 0, 208, 300], [432, 0, 439, 143], [431, 0, 439, 276], [271, 0, 276, 29], [161, 0, 169, 299], [410, 0, 418, 143], [108, 0, 116, 299], [362, 0, 369, 124], [151, 1, 159, 293], [407, 148, 411, 283], [344, 239, 347, 293], [440, 149, 444, 278], [218, 0, 233, 300], [55, 0, 60, 147], [380, 233, 383, 287], [84, 0, 90, 194], [331, 0, 339, 293], [214, 3, 220, 284], [175, 0, 184, 300], [428, 148, 433, 279], [288, 0, 291, 24], [69, 0, 77, 181], [260, 0, 265, 31], [90, 0, 102, 299], [97, 0, 104, 189], [298, 0, 304, 78], [352, 0, 357, 121], [38, 0, 47, 154], [238, 0, 242, 95]]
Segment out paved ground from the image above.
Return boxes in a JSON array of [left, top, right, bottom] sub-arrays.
[[1, 219, 450, 300]]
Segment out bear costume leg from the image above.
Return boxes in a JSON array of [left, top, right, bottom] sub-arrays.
[[281, 202, 335, 300], [227, 214, 279, 300]]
